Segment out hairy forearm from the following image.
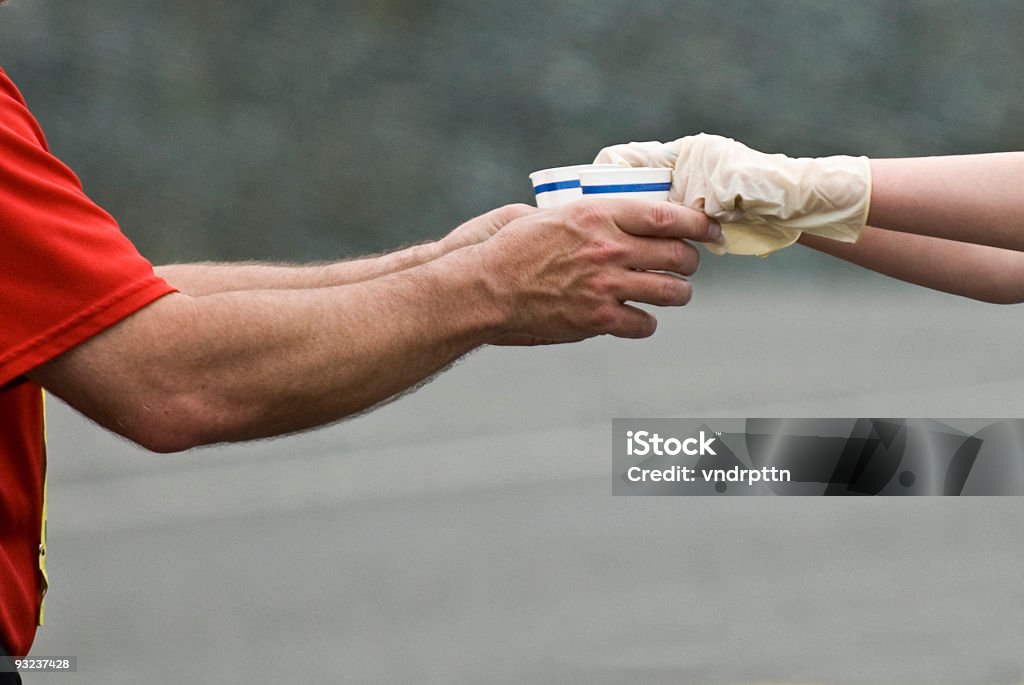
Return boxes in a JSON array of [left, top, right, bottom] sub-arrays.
[[868, 153, 1024, 250], [35, 249, 504, 451], [156, 240, 447, 295], [34, 200, 713, 451], [799, 227, 1024, 304], [154, 203, 537, 295]]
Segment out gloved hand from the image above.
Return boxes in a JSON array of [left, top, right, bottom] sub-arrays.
[[594, 133, 871, 256]]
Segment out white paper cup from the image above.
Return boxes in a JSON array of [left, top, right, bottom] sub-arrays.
[[529, 164, 621, 208], [577, 167, 672, 201]]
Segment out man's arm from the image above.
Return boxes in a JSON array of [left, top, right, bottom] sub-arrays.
[[32, 261, 500, 453], [28, 200, 715, 453], [799, 227, 1024, 304], [156, 205, 533, 295]]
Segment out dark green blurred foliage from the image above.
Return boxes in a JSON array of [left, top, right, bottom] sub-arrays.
[[2, 0, 1022, 263]]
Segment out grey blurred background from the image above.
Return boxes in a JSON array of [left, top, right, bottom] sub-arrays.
[[2, 1, 1023, 683]]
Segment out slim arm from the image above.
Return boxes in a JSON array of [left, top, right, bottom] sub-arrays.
[[799, 227, 1024, 304], [798, 153, 1024, 303], [868, 154, 1024, 251]]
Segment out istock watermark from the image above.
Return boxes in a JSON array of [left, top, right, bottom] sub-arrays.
[[625, 429, 719, 457], [612, 418, 1024, 496]]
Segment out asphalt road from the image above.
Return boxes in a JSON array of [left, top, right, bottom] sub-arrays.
[[27, 280, 1024, 684]]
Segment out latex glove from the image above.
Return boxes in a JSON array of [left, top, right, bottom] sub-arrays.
[[594, 133, 871, 256]]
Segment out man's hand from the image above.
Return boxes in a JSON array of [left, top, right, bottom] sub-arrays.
[[468, 199, 717, 342], [28, 199, 714, 452]]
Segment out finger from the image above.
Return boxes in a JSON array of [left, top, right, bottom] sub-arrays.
[[622, 235, 701, 275], [490, 334, 589, 347], [607, 304, 658, 339], [593, 141, 672, 167], [479, 203, 537, 231], [588, 199, 720, 242], [612, 270, 693, 307]]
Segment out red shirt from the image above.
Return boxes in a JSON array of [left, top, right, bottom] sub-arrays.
[[0, 67, 175, 656]]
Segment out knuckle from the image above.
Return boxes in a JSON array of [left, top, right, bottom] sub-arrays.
[[621, 312, 656, 338], [660, 278, 685, 304], [589, 270, 618, 298], [502, 203, 535, 221], [589, 239, 626, 264], [588, 304, 618, 332], [490, 203, 532, 226], [647, 203, 678, 233], [666, 239, 686, 266], [589, 272, 616, 297], [567, 201, 610, 229], [576, 232, 626, 264]]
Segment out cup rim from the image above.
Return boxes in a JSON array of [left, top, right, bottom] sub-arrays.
[[577, 166, 671, 177], [528, 163, 622, 182]]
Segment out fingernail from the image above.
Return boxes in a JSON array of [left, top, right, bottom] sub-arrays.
[[707, 221, 722, 243]]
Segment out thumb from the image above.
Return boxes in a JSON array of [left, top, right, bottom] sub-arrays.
[[593, 140, 676, 168]]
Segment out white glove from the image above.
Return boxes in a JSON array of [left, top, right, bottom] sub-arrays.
[[594, 133, 871, 256]]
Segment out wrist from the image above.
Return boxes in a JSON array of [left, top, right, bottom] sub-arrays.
[[324, 240, 447, 284], [681, 134, 870, 255], [382, 239, 447, 272], [437, 232, 475, 257], [421, 245, 512, 341], [436, 233, 457, 256], [412, 239, 448, 263]]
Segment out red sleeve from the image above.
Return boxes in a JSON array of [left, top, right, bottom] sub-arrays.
[[0, 69, 176, 386]]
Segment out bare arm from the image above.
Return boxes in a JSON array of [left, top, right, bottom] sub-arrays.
[[799, 227, 1024, 304], [33, 259, 500, 452], [799, 154, 1024, 303], [156, 205, 530, 295], [28, 201, 715, 452], [868, 154, 1024, 250], [155, 244, 443, 295]]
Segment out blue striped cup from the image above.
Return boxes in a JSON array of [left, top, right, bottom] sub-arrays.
[[529, 164, 621, 208], [577, 166, 672, 201]]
